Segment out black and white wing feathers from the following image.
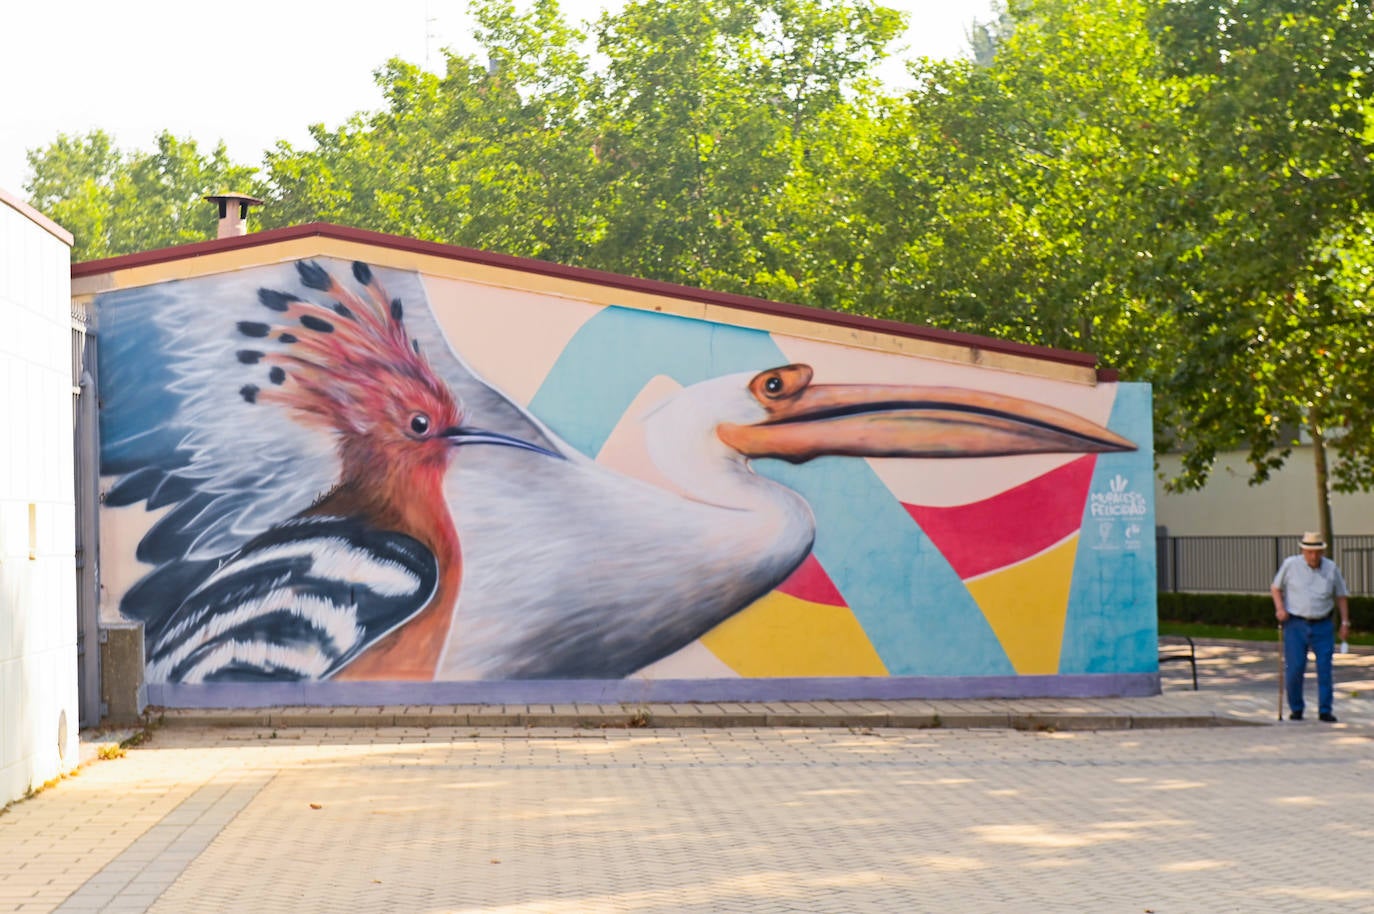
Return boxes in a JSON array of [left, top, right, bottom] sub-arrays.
[[145, 517, 438, 683]]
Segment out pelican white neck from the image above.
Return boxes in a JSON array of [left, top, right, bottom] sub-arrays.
[[641, 372, 779, 510]]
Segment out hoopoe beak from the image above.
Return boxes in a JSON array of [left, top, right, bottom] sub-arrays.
[[441, 426, 563, 458]]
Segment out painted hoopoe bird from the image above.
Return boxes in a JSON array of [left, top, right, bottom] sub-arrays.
[[145, 260, 553, 683]]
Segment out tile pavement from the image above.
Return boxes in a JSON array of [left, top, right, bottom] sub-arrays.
[[1, 641, 1372, 913]]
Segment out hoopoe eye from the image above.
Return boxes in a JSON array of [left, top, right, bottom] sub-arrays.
[[409, 412, 432, 437]]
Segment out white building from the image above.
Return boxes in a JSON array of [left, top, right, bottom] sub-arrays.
[[0, 187, 78, 805], [1156, 448, 1374, 537]]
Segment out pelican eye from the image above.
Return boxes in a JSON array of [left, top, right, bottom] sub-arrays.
[[409, 412, 431, 436], [751, 364, 813, 402]]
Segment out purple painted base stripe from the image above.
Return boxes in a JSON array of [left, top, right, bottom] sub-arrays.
[[146, 673, 1160, 709]]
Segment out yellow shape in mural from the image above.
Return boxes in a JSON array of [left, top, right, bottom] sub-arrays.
[[701, 591, 889, 677], [964, 535, 1079, 675]]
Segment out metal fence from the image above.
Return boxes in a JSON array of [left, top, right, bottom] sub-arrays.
[[1156, 533, 1374, 595]]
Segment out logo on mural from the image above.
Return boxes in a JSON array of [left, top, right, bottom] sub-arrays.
[[1097, 520, 1115, 548], [1090, 474, 1149, 518], [97, 258, 1141, 685], [1124, 522, 1144, 551]]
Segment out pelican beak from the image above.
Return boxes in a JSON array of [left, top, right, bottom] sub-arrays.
[[442, 426, 563, 458], [717, 366, 1135, 463]]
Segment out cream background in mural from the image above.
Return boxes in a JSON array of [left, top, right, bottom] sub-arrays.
[[99, 502, 174, 624], [422, 276, 601, 408], [594, 375, 698, 500], [421, 271, 1120, 513]]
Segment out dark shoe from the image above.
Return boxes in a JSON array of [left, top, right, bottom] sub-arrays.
[[1289, 711, 1304, 720], [1320, 712, 1338, 722]]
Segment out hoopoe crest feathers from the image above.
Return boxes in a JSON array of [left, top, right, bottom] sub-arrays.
[[237, 260, 461, 468]]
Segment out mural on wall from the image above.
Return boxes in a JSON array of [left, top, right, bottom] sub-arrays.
[[97, 258, 1149, 685]]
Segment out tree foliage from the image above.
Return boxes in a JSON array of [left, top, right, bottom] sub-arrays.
[[258, 0, 905, 292], [25, 130, 255, 262], [589, 0, 899, 288], [1148, 2, 1374, 482], [261, 0, 604, 264]]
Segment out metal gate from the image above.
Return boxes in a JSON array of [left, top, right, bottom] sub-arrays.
[[71, 303, 100, 727]]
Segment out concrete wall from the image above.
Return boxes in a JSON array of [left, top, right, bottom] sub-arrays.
[[92, 254, 1156, 703], [0, 190, 77, 805]]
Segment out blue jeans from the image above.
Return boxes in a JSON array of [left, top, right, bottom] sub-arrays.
[[1284, 615, 1335, 716]]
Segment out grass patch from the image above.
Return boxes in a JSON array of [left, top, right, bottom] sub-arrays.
[[1158, 592, 1374, 629]]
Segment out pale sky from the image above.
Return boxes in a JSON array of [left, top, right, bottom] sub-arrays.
[[0, 0, 994, 196]]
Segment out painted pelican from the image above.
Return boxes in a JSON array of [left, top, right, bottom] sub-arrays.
[[438, 363, 1133, 679]]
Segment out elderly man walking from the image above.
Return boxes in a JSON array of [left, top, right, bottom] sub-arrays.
[[1272, 531, 1352, 722]]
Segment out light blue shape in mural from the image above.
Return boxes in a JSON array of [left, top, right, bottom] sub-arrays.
[[761, 459, 1014, 677], [1060, 383, 1157, 674], [529, 305, 1012, 677], [97, 285, 188, 473], [529, 307, 786, 456]]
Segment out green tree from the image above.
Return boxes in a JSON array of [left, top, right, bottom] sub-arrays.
[[819, 0, 1182, 361], [258, 0, 904, 288], [25, 130, 255, 261], [588, 0, 904, 291], [1144, 0, 1374, 547], [261, 0, 604, 264], [968, 0, 1013, 67], [851, 0, 1374, 545]]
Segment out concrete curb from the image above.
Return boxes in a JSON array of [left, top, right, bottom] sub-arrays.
[[150, 704, 1268, 732]]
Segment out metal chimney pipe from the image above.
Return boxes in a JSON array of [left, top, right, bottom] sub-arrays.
[[204, 192, 264, 239]]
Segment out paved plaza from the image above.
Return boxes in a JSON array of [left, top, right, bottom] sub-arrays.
[[2, 642, 1373, 913]]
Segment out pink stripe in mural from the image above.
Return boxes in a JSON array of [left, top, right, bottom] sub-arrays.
[[775, 553, 848, 607], [905, 455, 1097, 580]]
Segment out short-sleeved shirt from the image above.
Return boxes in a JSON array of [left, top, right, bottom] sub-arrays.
[[1272, 555, 1349, 619]]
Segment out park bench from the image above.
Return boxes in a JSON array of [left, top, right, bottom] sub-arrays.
[[1158, 635, 1198, 690]]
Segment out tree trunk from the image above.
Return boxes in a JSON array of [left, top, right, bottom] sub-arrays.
[[1309, 418, 1334, 552]]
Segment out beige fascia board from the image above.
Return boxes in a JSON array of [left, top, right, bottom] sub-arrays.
[[75, 235, 1100, 385]]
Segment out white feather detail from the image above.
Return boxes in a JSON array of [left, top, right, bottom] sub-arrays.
[[189, 536, 422, 600], [176, 639, 336, 685], [148, 592, 363, 683]]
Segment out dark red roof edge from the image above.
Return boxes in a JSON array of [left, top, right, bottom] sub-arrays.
[[73, 222, 1103, 371]]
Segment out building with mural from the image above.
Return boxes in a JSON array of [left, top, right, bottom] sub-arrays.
[[72, 222, 1157, 708], [0, 188, 79, 804]]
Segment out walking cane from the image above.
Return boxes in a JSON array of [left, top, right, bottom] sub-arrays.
[[1277, 620, 1285, 722]]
